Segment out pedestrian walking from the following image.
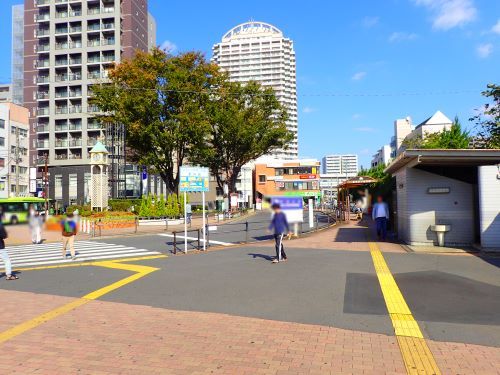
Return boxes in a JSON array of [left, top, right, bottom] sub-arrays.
[[268, 203, 291, 263], [61, 213, 78, 260], [372, 195, 390, 241], [29, 206, 42, 244], [0, 214, 18, 280]]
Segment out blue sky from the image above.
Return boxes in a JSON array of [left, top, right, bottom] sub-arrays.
[[1, 0, 499, 168]]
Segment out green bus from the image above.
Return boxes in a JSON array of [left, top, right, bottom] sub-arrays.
[[0, 197, 46, 224]]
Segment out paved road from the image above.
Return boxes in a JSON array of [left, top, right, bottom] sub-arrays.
[[2, 238, 499, 347]]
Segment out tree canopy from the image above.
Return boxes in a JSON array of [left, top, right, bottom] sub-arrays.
[[91, 49, 220, 193], [403, 116, 470, 149], [470, 83, 500, 148], [91, 49, 292, 194], [192, 80, 292, 194]]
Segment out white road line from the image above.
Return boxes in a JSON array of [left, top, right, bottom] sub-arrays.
[[158, 233, 234, 246], [0, 241, 161, 268]]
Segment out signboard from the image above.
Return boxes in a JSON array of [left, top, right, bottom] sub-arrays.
[[29, 167, 37, 180], [29, 180, 37, 193], [270, 196, 304, 223], [299, 174, 317, 180], [230, 193, 238, 208], [283, 191, 321, 198], [179, 166, 209, 192]]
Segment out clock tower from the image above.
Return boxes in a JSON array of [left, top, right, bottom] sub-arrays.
[[89, 141, 109, 211]]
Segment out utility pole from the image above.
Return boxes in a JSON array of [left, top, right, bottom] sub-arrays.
[[44, 153, 48, 216]]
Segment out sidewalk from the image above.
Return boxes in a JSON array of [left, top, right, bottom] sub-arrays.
[[255, 217, 406, 253]]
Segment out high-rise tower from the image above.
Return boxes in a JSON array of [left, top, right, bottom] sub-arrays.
[[212, 22, 298, 159], [24, 0, 152, 205]]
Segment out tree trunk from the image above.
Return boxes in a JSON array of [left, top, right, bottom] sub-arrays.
[[227, 166, 241, 195]]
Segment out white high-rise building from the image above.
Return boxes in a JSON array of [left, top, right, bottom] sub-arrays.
[[212, 21, 298, 159], [322, 154, 359, 177]]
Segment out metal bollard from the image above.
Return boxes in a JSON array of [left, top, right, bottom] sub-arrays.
[[173, 231, 177, 254], [197, 229, 201, 250], [135, 217, 138, 233], [245, 221, 249, 243]]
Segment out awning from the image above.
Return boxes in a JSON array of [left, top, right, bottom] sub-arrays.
[[337, 176, 378, 189], [385, 149, 500, 174]]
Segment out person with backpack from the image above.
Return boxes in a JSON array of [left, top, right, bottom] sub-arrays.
[[61, 213, 78, 260], [268, 203, 291, 264], [0, 214, 18, 280]]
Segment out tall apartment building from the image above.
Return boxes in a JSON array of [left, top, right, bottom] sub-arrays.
[[212, 21, 298, 159], [0, 103, 30, 198], [12, 4, 25, 105], [322, 154, 359, 177], [24, 0, 152, 206]]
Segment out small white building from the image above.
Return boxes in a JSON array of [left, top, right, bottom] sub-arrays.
[[386, 149, 500, 250], [0, 103, 30, 198], [371, 145, 392, 168]]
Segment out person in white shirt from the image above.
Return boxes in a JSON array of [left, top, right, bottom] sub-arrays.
[[372, 195, 389, 241]]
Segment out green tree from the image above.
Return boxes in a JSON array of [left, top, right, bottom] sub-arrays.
[[470, 83, 500, 148], [166, 194, 173, 217], [156, 194, 166, 217], [171, 193, 180, 217], [193, 80, 292, 195], [403, 117, 470, 149], [90, 49, 221, 193], [138, 195, 151, 217], [358, 164, 394, 202]]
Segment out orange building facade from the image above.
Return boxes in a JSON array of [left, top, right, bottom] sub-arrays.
[[254, 159, 321, 205]]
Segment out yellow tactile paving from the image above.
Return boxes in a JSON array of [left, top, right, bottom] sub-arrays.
[[369, 240, 441, 375]]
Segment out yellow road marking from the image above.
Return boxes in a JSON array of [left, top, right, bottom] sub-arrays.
[[14, 254, 167, 272], [369, 241, 441, 374], [0, 256, 165, 345]]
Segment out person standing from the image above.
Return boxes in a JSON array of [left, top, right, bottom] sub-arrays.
[[0, 215, 18, 280], [268, 203, 291, 263], [61, 213, 77, 260], [372, 195, 390, 241], [29, 207, 42, 244]]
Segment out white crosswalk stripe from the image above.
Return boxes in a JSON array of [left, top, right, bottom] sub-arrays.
[[0, 241, 161, 268]]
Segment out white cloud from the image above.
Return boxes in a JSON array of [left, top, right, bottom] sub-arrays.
[[352, 71, 367, 81], [362, 16, 379, 28], [492, 19, 500, 34], [302, 107, 317, 114], [355, 127, 376, 133], [388, 32, 418, 42], [352, 113, 362, 120], [160, 40, 177, 53], [476, 43, 493, 58], [359, 148, 371, 155], [413, 0, 477, 30]]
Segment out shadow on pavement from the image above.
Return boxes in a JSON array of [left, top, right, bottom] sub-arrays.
[[248, 253, 274, 261]]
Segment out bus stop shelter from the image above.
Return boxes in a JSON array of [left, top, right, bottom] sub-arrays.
[[337, 176, 378, 222]]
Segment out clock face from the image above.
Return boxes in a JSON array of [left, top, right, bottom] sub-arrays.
[[92, 154, 101, 162]]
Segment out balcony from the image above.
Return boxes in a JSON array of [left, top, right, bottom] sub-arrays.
[[55, 59, 68, 66], [36, 44, 50, 52], [69, 123, 82, 130], [55, 154, 68, 160], [55, 124, 69, 131], [55, 28, 68, 34], [36, 76, 50, 84], [36, 124, 49, 132], [88, 104, 100, 113], [69, 139, 82, 147], [35, 14, 50, 22], [69, 58, 82, 65], [55, 140, 69, 148], [55, 74, 68, 82], [69, 10, 82, 17], [55, 12, 69, 19], [37, 140, 50, 148], [87, 56, 101, 64], [87, 8, 101, 15], [87, 121, 102, 130], [36, 29, 50, 37], [87, 71, 101, 79], [37, 108, 50, 116], [102, 22, 115, 30], [35, 0, 50, 5], [55, 91, 68, 98], [36, 60, 50, 68], [68, 90, 82, 97], [69, 26, 82, 33], [87, 40, 101, 47], [69, 105, 82, 114], [36, 91, 49, 100], [69, 41, 83, 49], [101, 55, 115, 63], [55, 42, 69, 50], [55, 106, 68, 114], [69, 153, 82, 160], [87, 24, 100, 31], [68, 73, 82, 81], [102, 38, 115, 46], [87, 138, 98, 146]]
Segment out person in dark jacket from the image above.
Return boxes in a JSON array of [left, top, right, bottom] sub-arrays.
[[268, 203, 291, 263], [0, 214, 18, 280]]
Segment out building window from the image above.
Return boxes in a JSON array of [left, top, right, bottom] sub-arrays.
[[55, 175, 63, 200], [0, 158, 4, 167], [0, 182, 4, 190], [0, 119, 4, 129], [84, 173, 91, 203], [0, 137, 4, 147], [258, 175, 266, 183], [11, 165, 16, 173], [69, 174, 78, 200]]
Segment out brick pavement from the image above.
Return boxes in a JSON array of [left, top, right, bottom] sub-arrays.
[[254, 219, 405, 253], [1, 289, 499, 374]]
